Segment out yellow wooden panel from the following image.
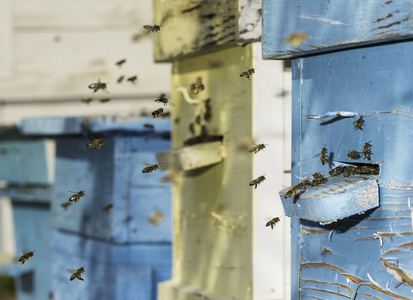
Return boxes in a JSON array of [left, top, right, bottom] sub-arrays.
[[159, 44, 255, 299]]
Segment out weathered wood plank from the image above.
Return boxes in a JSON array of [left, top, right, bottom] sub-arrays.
[[263, 0, 413, 59], [153, 0, 261, 62]]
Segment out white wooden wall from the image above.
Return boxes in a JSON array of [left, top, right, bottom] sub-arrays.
[[0, 0, 171, 125]]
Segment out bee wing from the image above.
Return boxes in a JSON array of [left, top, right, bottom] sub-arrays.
[[248, 146, 257, 153], [168, 100, 175, 106], [143, 25, 152, 30], [67, 269, 76, 273], [101, 88, 109, 94], [142, 162, 151, 167]]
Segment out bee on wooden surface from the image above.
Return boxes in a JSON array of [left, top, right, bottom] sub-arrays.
[[356, 165, 379, 175], [61, 202, 72, 210], [189, 123, 195, 135], [204, 98, 212, 122], [115, 59, 126, 68], [87, 137, 105, 151], [18, 251, 35, 265], [200, 125, 208, 137], [249, 143, 267, 154], [152, 108, 163, 118], [329, 166, 357, 177], [117, 75, 125, 83], [142, 162, 160, 173], [311, 173, 328, 186], [69, 190, 85, 202], [249, 175, 266, 189], [81, 98, 93, 105], [127, 76, 138, 84], [154, 93, 174, 106], [284, 32, 307, 46], [353, 116, 365, 131], [240, 68, 256, 80], [285, 184, 299, 199], [99, 98, 110, 103], [266, 217, 280, 229], [190, 77, 205, 95], [143, 24, 161, 32], [195, 115, 202, 125], [102, 204, 113, 212], [88, 78, 109, 94], [149, 211, 164, 224], [362, 142, 372, 161], [318, 147, 328, 165], [143, 124, 154, 130], [347, 150, 361, 160], [68, 266, 85, 281]]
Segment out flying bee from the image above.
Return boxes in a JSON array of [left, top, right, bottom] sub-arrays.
[[115, 59, 126, 68], [143, 24, 161, 32], [69, 190, 85, 202], [143, 124, 154, 130], [249, 175, 266, 189], [204, 98, 212, 122], [142, 162, 160, 173], [101, 204, 113, 212], [81, 98, 93, 105], [127, 75, 138, 84], [149, 211, 164, 224], [99, 98, 110, 103], [266, 217, 280, 229], [68, 266, 85, 281], [240, 68, 256, 80], [87, 137, 105, 151], [154, 93, 174, 106], [249, 143, 267, 154], [117, 75, 125, 83], [347, 150, 361, 160], [354, 116, 365, 131], [18, 251, 35, 264], [61, 202, 72, 210], [362, 142, 372, 161], [88, 78, 109, 94], [318, 147, 328, 165], [190, 77, 205, 95], [284, 31, 308, 46], [152, 108, 163, 118]]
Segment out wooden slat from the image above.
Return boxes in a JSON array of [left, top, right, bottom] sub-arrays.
[[153, 0, 261, 62], [263, 0, 413, 59], [0, 0, 12, 77]]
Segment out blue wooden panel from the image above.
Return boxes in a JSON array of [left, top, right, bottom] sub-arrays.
[[18, 117, 84, 135], [0, 186, 51, 203], [11, 202, 51, 300], [290, 42, 413, 299], [263, 0, 413, 59], [0, 140, 52, 184], [51, 136, 171, 243], [49, 229, 171, 300]]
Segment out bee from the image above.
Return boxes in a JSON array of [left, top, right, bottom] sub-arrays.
[[154, 93, 174, 106], [354, 116, 365, 131], [284, 32, 307, 46], [142, 162, 160, 173], [18, 251, 35, 264], [240, 68, 256, 80], [311, 173, 328, 186], [362, 142, 372, 161], [115, 59, 126, 68], [99, 98, 110, 103], [102, 204, 113, 212], [195, 115, 202, 125], [143, 25, 161, 32], [127, 75, 138, 84], [204, 98, 212, 122], [249, 143, 267, 154], [347, 150, 361, 160], [266, 217, 280, 229], [117, 75, 125, 83], [318, 147, 328, 165], [189, 123, 195, 135], [68, 266, 85, 281], [200, 125, 208, 137], [249, 175, 266, 189], [152, 108, 163, 118], [61, 202, 72, 210], [329, 166, 357, 177], [285, 184, 300, 199], [143, 124, 154, 130], [356, 165, 379, 175], [149, 211, 164, 224], [190, 77, 205, 95], [69, 190, 85, 202], [88, 78, 109, 94], [81, 98, 93, 105], [87, 137, 105, 150]]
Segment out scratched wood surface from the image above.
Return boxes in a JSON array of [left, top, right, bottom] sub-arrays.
[[290, 42, 413, 299], [0, 0, 171, 124], [263, 0, 413, 59], [153, 0, 262, 62]]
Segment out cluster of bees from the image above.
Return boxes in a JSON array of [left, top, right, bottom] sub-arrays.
[[284, 116, 379, 200]]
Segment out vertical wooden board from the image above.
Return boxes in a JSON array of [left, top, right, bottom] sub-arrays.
[[0, 140, 53, 185], [291, 42, 413, 299], [164, 45, 254, 299], [263, 0, 413, 59], [0, 0, 12, 78]]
